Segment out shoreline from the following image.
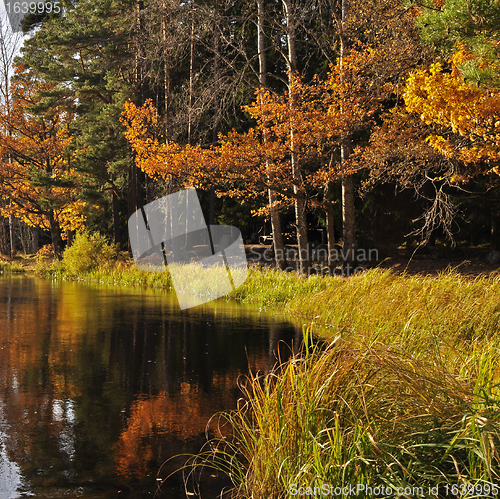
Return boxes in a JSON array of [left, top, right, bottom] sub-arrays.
[[2, 254, 500, 497], [2, 254, 500, 340]]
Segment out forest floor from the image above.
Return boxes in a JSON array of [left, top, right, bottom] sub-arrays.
[[2, 245, 499, 279], [245, 243, 500, 278]]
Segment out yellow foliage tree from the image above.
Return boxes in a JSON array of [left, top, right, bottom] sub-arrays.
[[404, 48, 500, 178], [121, 46, 382, 273]]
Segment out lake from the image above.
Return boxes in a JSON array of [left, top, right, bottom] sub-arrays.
[[0, 276, 300, 498]]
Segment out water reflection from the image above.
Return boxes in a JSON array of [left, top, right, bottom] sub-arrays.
[[0, 276, 300, 498], [0, 426, 23, 499]]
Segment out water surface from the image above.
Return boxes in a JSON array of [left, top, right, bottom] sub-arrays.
[[0, 276, 300, 498]]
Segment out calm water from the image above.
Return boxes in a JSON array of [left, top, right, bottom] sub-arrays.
[[0, 276, 300, 498]]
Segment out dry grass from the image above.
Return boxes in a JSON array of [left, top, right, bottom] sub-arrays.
[[188, 328, 500, 498]]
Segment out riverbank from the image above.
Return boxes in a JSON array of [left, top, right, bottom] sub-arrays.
[[4, 253, 500, 354], [3, 253, 500, 497], [207, 269, 500, 497], [197, 323, 500, 498]]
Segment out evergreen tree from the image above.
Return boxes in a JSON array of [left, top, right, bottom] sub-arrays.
[[18, 0, 138, 243], [416, 0, 500, 86]]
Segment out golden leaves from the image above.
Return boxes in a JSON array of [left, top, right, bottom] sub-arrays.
[[121, 46, 390, 207], [0, 64, 85, 233], [404, 53, 500, 171], [121, 99, 219, 187]]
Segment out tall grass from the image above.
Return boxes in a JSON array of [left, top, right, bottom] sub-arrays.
[[170, 269, 500, 498], [235, 269, 500, 381], [189, 328, 500, 498], [0, 259, 26, 273], [24, 253, 500, 496]]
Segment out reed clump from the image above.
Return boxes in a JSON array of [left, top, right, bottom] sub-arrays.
[[193, 269, 500, 497], [192, 328, 500, 498], [0, 259, 26, 273]]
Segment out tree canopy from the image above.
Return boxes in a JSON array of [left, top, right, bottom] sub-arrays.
[[0, 0, 498, 260]]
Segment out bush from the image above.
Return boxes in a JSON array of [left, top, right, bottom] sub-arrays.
[[63, 232, 117, 275], [36, 243, 55, 260]]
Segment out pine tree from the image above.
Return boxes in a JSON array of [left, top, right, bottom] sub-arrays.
[[415, 0, 500, 86], [19, 0, 138, 243]]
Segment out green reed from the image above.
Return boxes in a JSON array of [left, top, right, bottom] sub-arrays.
[[189, 326, 500, 498]]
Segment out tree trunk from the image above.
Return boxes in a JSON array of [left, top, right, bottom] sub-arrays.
[[209, 0, 219, 228], [8, 214, 14, 255], [258, 0, 286, 270], [129, 0, 148, 220], [31, 226, 38, 254], [294, 192, 309, 274], [209, 186, 216, 226], [324, 180, 336, 271], [128, 159, 145, 218], [341, 165, 356, 267], [19, 223, 27, 254], [48, 210, 62, 260], [136, 0, 148, 105], [187, 6, 195, 145], [340, 0, 356, 269], [113, 190, 121, 245], [283, 0, 309, 275], [162, 0, 172, 139], [0, 215, 8, 254]]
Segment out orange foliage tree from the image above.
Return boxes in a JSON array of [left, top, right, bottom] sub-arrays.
[[121, 46, 382, 273], [121, 99, 218, 189], [355, 45, 500, 244], [0, 65, 85, 257]]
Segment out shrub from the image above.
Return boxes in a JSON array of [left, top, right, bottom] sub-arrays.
[[36, 243, 55, 260], [63, 232, 117, 275]]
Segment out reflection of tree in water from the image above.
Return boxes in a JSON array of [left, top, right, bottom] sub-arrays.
[[0, 279, 120, 493], [114, 387, 234, 478], [0, 278, 300, 496], [115, 318, 301, 481]]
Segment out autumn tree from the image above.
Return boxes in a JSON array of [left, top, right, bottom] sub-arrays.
[[0, 66, 85, 258], [122, 45, 383, 273], [0, 13, 22, 254], [407, 0, 500, 171], [257, 0, 286, 270], [217, 47, 383, 270], [415, 0, 500, 87], [405, 53, 500, 171], [363, 0, 500, 245]]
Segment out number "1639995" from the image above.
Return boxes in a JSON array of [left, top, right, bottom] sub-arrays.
[[444, 483, 498, 496], [6, 2, 61, 14]]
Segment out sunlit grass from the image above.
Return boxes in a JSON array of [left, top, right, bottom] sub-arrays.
[[187, 328, 500, 498], [0, 259, 26, 273], [234, 269, 500, 377], [173, 269, 500, 497]]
